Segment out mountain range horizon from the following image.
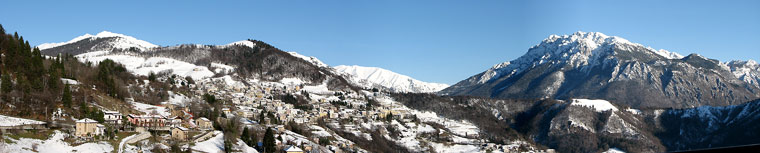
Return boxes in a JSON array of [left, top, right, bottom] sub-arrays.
[[36, 30, 760, 88]]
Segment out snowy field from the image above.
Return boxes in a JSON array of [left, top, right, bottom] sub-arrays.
[[571, 99, 619, 112], [0, 114, 45, 126], [130, 101, 170, 117], [191, 131, 258, 153], [1, 130, 113, 153]]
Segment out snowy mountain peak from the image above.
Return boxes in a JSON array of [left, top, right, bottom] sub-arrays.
[[38, 31, 157, 51], [94, 31, 131, 38], [543, 31, 629, 47], [471, 31, 685, 84], [334, 65, 449, 93]]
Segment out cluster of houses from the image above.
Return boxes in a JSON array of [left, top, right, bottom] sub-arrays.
[[75, 107, 214, 142], [192, 78, 422, 150], [72, 76, 428, 152]]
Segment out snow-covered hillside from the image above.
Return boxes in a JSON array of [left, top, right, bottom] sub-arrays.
[[75, 51, 215, 79], [38, 31, 157, 51], [288, 52, 328, 68], [334, 65, 449, 93]]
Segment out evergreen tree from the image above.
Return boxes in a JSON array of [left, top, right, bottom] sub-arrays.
[[1, 73, 12, 94], [29, 48, 45, 91], [386, 112, 393, 122], [17, 75, 30, 94], [48, 68, 61, 91], [267, 112, 278, 124], [263, 127, 276, 153], [62, 84, 72, 108], [241, 127, 253, 147], [185, 76, 195, 84], [96, 59, 125, 99], [204, 93, 216, 104], [223, 139, 233, 153], [148, 72, 156, 82], [92, 110, 105, 123], [80, 99, 88, 116], [259, 110, 266, 123]]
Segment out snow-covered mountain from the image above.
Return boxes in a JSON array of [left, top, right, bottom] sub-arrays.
[[334, 65, 449, 93], [440, 31, 759, 108], [38, 31, 158, 55], [38, 31, 157, 50], [39, 32, 353, 90]]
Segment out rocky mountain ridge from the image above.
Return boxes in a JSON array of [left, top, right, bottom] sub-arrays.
[[440, 31, 760, 109]]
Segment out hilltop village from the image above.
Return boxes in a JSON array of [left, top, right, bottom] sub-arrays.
[[0, 26, 542, 153]]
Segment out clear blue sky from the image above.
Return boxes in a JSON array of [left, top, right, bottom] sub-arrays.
[[2, 0, 759, 84]]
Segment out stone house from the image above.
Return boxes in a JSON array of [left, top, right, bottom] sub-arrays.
[[197, 117, 213, 130], [76, 118, 105, 137], [171, 127, 189, 141]]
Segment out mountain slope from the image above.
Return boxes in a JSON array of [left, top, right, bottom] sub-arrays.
[[440, 31, 759, 108], [334, 65, 449, 93], [657, 98, 760, 151]]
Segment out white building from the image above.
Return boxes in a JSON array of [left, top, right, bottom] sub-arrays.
[[103, 110, 122, 124]]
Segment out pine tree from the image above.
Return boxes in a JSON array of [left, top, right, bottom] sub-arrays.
[[30, 48, 45, 91], [241, 127, 253, 147], [259, 110, 266, 123], [17, 75, 30, 94], [48, 68, 61, 91], [63, 83, 72, 108], [263, 127, 276, 153], [148, 72, 156, 82], [204, 94, 216, 104], [223, 139, 233, 153], [80, 99, 88, 116], [386, 112, 393, 122], [1, 73, 12, 94]]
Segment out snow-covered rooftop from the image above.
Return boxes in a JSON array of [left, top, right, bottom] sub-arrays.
[[284, 145, 304, 152], [76, 118, 98, 123]]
